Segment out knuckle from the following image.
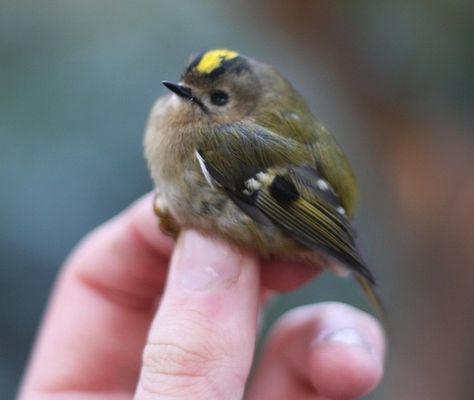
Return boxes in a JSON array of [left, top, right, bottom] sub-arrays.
[[139, 340, 246, 399], [137, 313, 249, 398], [142, 341, 215, 378], [139, 340, 223, 397]]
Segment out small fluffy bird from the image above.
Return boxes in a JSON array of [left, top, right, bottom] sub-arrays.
[[144, 49, 384, 317]]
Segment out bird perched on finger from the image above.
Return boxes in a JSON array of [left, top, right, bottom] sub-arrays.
[[144, 49, 385, 321]]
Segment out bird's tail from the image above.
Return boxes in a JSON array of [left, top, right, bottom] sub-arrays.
[[355, 274, 389, 331]]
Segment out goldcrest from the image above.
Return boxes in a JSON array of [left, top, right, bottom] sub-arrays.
[[144, 49, 384, 319]]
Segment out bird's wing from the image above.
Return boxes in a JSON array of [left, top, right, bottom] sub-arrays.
[[258, 109, 359, 217], [197, 122, 385, 320], [197, 121, 307, 188], [198, 147, 373, 283]]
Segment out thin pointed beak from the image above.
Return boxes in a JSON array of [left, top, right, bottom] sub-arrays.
[[162, 81, 193, 100], [162, 80, 208, 112]]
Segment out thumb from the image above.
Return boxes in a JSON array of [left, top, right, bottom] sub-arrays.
[[134, 230, 260, 400]]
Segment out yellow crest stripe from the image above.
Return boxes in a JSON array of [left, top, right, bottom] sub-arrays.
[[196, 49, 239, 74]]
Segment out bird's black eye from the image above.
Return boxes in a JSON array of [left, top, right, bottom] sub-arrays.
[[210, 90, 229, 106]]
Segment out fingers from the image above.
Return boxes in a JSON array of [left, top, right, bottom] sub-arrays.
[[247, 302, 385, 400], [134, 230, 260, 400], [20, 194, 174, 396], [20, 191, 374, 399]]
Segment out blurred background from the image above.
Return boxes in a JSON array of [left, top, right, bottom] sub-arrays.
[[1, 1, 473, 398]]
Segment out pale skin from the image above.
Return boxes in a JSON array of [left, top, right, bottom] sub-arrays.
[[19, 194, 385, 400]]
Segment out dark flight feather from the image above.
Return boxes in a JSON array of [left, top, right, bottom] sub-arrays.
[[196, 149, 386, 322]]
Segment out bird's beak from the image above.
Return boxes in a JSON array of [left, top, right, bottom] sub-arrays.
[[162, 80, 208, 112], [162, 81, 193, 100]]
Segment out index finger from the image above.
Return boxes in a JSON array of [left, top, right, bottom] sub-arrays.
[[21, 194, 173, 396]]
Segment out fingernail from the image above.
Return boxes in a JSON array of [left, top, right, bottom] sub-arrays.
[[172, 230, 242, 291], [320, 328, 373, 355]]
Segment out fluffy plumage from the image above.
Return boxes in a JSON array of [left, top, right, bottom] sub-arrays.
[[144, 49, 385, 320]]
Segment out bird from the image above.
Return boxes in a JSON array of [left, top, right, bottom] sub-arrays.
[[144, 49, 385, 320]]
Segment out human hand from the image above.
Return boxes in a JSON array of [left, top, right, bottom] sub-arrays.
[[19, 194, 385, 399]]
